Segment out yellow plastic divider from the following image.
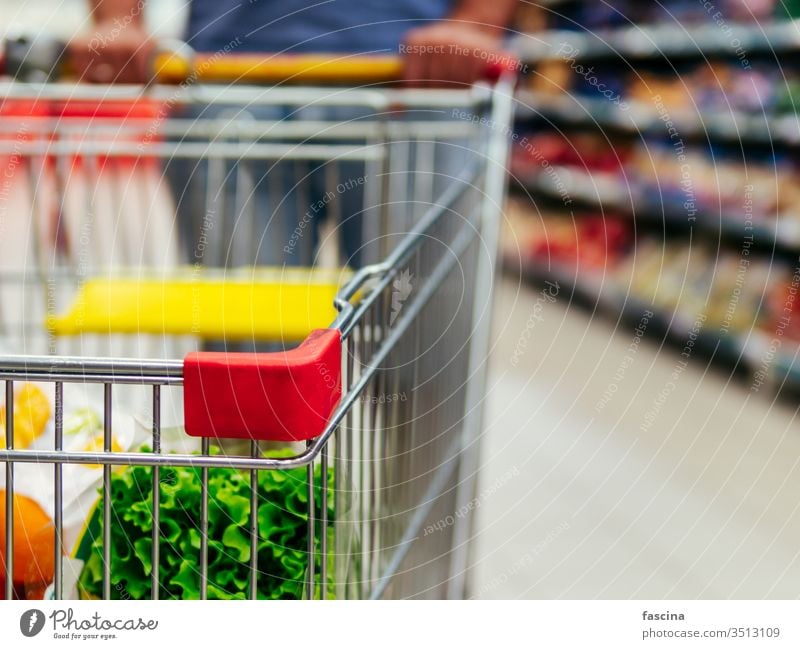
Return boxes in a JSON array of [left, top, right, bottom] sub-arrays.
[[47, 267, 350, 342]]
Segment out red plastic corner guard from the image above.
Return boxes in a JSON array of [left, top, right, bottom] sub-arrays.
[[183, 328, 342, 442]]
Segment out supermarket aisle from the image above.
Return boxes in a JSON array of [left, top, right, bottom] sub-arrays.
[[473, 274, 800, 599]]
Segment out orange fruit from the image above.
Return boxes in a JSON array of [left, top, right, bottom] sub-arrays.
[[0, 491, 56, 596]]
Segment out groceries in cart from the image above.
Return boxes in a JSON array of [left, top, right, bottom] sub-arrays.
[[0, 379, 334, 600], [0, 382, 144, 599], [75, 454, 333, 600]]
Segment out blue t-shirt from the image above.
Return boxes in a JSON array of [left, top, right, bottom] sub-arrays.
[[187, 0, 455, 54]]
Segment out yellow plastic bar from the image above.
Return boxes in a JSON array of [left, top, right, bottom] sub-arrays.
[[47, 267, 350, 342], [154, 52, 404, 85]]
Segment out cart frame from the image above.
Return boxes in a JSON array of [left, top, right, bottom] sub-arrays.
[[0, 76, 514, 600]]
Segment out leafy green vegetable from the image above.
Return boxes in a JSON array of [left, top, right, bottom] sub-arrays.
[[77, 449, 333, 600]]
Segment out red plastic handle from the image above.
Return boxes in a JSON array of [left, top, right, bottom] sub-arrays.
[[183, 328, 342, 442]]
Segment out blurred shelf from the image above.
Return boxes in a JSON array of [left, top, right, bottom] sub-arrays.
[[513, 20, 800, 62], [512, 164, 800, 254], [516, 90, 800, 146], [512, 254, 798, 390]]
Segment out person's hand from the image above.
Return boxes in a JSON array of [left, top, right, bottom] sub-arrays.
[[401, 22, 507, 87], [68, 21, 155, 84]]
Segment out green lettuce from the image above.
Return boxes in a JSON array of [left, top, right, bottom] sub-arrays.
[[77, 449, 333, 600]]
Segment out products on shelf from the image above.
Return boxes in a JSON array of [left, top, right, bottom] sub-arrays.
[[627, 63, 782, 115], [526, 60, 800, 116], [511, 200, 800, 358], [511, 1, 800, 388], [548, 0, 781, 31], [613, 239, 784, 339], [511, 130, 800, 243], [511, 132, 628, 178], [529, 214, 631, 272]]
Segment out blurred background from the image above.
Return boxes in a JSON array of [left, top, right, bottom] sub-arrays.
[[3, 0, 800, 598], [481, 0, 800, 598]]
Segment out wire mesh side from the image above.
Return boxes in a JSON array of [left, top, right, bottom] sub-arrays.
[[330, 163, 486, 598]]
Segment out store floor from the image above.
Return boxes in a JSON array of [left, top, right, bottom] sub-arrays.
[[472, 273, 800, 599]]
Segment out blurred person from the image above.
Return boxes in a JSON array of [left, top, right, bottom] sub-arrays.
[[71, 0, 519, 86], [68, 1, 519, 270]]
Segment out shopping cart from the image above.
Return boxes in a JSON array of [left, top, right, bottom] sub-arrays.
[[0, 56, 514, 600]]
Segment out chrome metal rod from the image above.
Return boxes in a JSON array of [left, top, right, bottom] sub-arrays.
[[0, 356, 183, 384], [0, 448, 320, 470], [102, 383, 112, 600], [200, 438, 209, 600], [0, 81, 486, 109], [249, 441, 259, 600], [307, 440, 315, 600], [320, 443, 328, 600], [0, 119, 477, 145], [151, 385, 161, 601], [0, 372, 179, 385], [54, 382, 64, 600], [4, 381, 13, 601], [0, 140, 385, 161], [446, 74, 515, 599]]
